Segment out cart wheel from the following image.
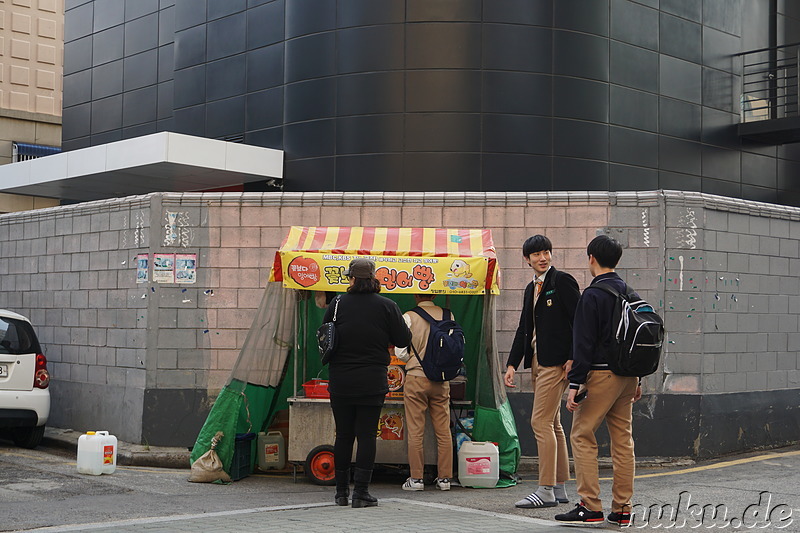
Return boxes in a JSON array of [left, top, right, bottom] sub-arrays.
[[305, 445, 336, 485]]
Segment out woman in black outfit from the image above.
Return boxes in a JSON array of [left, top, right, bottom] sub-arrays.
[[324, 258, 411, 508]]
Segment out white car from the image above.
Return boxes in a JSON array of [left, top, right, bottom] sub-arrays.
[[0, 309, 50, 448]]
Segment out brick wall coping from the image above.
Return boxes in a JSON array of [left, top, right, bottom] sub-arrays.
[[2, 189, 800, 223]]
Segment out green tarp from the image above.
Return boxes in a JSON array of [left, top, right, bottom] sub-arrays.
[[473, 402, 521, 487], [189, 384, 241, 473]]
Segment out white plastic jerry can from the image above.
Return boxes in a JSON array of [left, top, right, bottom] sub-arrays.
[[457, 441, 499, 488], [77, 431, 118, 475], [257, 430, 286, 471]]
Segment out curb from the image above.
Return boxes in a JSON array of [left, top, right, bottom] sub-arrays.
[[44, 427, 191, 469], [44, 427, 694, 473], [516, 455, 695, 475]]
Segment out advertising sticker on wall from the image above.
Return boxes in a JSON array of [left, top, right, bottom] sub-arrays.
[[153, 253, 175, 283], [175, 253, 197, 284], [136, 254, 149, 283], [376, 408, 404, 440]]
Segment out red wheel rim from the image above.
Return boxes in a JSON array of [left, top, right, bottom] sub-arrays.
[[309, 450, 335, 481]]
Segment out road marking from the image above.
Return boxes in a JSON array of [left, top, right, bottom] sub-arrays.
[[383, 498, 557, 526], [28, 498, 564, 531], [27, 502, 335, 531], [600, 449, 800, 480]]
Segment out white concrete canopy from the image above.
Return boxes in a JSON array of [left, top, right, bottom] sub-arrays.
[[0, 132, 284, 201]]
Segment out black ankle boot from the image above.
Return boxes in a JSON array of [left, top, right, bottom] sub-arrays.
[[334, 468, 350, 506], [352, 467, 378, 508]]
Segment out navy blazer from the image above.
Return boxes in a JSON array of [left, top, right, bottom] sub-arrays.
[[506, 266, 581, 369]]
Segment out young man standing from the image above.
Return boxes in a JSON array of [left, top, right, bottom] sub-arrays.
[[505, 235, 580, 508], [396, 294, 453, 492], [556, 235, 642, 527]]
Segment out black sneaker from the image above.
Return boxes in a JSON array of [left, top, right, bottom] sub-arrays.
[[607, 511, 631, 526], [555, 502, 604, 524]]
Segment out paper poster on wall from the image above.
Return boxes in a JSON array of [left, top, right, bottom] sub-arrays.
[[175, 253, 197, 284], [136, 254, 149, 283], [153, 253, 175, 283]]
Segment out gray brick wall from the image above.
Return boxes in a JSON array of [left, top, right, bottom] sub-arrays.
[[0, 190, 797, 444], [663, 192, 800, 394]]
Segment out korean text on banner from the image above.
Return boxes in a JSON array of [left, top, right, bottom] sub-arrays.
[[280, 252, 488, 295]]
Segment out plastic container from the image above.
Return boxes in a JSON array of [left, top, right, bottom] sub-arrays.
[[256, 430, 286, 471], [77, 431, 117, 475], [457, 441, 499, 488], [231, 432, 256, 481], [302, 379, 330, 398]]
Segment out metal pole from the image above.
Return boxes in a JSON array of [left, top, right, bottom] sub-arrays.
[[739, 54, 745, 123], [292, 290, 298, 397], [474, 295, 484, 407], [302, 295, 308, 385], [769, 0, 778, 119]]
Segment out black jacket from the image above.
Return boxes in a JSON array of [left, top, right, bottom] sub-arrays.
[[506, 267, 581, 369], [324, 292, 411, 397], [568, 272, 640, 387]]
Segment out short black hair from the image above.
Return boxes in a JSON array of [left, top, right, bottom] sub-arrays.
[[587, 235, 623, 269], [522, 235, 552, 257]]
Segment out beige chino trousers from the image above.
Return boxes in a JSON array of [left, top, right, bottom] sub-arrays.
[[570, 370, 639, 513], [403, 374, 453, 480], [530, 354, 570, 486]]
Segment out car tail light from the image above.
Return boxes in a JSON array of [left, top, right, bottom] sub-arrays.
[[34, 353, 50, 389]]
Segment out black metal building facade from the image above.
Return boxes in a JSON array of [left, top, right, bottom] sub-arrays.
[[63, 0, 800, 203]]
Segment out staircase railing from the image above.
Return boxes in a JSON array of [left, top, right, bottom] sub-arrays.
[[738, 42, 799, 123]]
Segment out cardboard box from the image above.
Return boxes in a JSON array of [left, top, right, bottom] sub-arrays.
[[450, 379, 466, 400]]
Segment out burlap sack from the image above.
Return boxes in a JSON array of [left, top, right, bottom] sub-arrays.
[[188, 431, 232, 483]]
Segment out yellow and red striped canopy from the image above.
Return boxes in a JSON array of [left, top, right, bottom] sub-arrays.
[[278, 226, 497, 258], [271, 227, 499, 294]]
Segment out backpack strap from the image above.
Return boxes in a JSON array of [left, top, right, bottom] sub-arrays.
[[586, 281, 625, 299], [410, 306, 451, 323], [410, 340, 425, 366], [587, 282, 642, 306], [408, 307, 433, 367], [587, 282, 633, 341]]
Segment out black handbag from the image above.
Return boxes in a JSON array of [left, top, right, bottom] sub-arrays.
[[316, 296, 340, 365]]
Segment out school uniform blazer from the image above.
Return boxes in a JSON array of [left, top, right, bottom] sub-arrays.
[[505, 266, 581, 369]]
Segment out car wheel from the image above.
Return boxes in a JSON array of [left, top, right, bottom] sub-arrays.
[[13, 425, 45, 449]]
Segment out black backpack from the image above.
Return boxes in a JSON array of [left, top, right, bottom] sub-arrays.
[[587, 282, 664, 378], [408, 307, 465, 382]]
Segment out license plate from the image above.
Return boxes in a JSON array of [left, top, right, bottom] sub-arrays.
[[0, 364, 6, 377]]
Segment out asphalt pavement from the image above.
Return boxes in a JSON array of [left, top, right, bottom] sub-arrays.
[[0, 428, 796, 532]]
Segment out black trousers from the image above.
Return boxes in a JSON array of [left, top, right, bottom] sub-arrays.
[[329, 395, 384, 471]]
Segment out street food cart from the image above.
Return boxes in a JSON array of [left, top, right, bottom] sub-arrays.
[[191, 226, 520, 487]]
